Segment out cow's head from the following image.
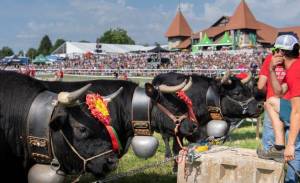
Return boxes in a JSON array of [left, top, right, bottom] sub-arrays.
[[145, 73, 198, 137], [219, 71, 264, 119], [49, 84, 119, 178]]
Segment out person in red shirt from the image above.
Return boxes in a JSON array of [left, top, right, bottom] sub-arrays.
[[235, 72, 249, 80], [257, 34, 300, 182], [55, 68, 64, 81], [257, 51, 287, 154], [264, 34, 300, 166]]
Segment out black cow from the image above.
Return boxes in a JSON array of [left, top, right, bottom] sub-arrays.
[[0, 71, 120, 182], [40, 76, 197, 175], [145, 72, 264, 160], [0, 71, 142, 182]]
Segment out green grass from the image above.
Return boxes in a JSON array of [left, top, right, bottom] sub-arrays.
[[224, 122, 262, 149]]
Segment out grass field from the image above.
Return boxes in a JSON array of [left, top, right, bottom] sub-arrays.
[[41, 75, 263, 183], [70, 122, 262, 183]]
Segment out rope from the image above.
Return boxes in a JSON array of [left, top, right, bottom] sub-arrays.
[[60, 130, 113, 173]]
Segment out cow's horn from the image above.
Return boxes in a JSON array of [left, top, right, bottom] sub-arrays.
[[241, 71, 252, 84], [221, 70, 232, 84], [58, 83, 92, 105], [103, 87, 123, 102], [182, 77, 192, 92], [158, 79, 187, 93]]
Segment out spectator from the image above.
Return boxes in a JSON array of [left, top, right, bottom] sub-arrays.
[[260, 34, 300, 182]]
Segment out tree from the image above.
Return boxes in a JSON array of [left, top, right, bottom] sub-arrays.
[[26, 48, 38, 60], [79, 40, 90, 43], [18, 50, 24, 56], [98, 28, 135, 45], [0, 46, 14, 58], [37, 35, 53, 55], [51, 39, 65, 52]]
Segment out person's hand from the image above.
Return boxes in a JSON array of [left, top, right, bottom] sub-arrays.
[[284, 144, 295, 161], [269, 55, 284, 72]]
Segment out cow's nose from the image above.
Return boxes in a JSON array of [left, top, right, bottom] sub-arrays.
[[257, 103, 264, 112], [192, 123, 198, 132]]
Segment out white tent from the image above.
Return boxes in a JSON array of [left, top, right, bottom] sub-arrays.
[[52, 42, 150, 56]]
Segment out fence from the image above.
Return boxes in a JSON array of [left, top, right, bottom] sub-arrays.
[[4, 68, 253, 78]]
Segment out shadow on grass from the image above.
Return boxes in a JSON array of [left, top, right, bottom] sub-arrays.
[[229, 131, 260, 141], [66, 172, 177, 183], [110, 173, 177, 183]]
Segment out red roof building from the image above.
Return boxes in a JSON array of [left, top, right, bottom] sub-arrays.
[[225, 0, 260, 30], [165, 10, 192, 50], [166, 0, 300, 50]]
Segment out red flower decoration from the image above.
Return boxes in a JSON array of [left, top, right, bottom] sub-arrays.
[[176, 90, 197, 123], [86, 93, 110, 125]]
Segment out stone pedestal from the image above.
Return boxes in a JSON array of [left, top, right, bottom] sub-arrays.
[[177, 146, 284, 183]]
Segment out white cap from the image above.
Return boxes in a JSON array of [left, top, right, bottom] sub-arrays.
[[274, 34, 299, 51]]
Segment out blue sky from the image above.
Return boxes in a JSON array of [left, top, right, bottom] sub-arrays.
[[1, 0, 300, 52]]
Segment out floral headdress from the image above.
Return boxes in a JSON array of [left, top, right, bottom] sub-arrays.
[[86, 93, 122, 153]]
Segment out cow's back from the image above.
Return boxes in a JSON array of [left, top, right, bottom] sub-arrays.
[[0, 71, 45, 156]]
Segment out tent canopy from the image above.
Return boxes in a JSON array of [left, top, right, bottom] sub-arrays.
[[33, 54, 49, 64], [193, 33, 214, 47], [0, 55, 29, 65], [218, 31, 233, 45], [198, 33, 213, 45], [145, 45, 170, 53]]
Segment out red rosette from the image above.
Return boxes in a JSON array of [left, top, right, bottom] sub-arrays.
[[86, 93, 111, 125]]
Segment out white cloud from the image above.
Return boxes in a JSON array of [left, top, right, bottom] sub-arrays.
[[8, 0, 300, 51], [247, 0, 300, 27]]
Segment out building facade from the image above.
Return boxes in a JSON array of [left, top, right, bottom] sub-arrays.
[[166, 0, 300, 52]]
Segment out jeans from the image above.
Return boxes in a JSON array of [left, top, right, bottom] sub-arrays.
[[262, 112, 275, 151], [279, 99, 300, 183], [262, 100, 300, 183]]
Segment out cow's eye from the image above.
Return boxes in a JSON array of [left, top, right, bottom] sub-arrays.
[[232, 91, 240, 96], [78, 126, 87, 133], [73, 126, 89, 139]]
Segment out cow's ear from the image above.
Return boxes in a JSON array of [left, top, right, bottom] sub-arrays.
[[49, 112, 68, 131], [145, 83, 159, 101]]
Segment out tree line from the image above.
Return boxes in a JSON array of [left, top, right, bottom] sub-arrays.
[[0, 28, 135, 59]]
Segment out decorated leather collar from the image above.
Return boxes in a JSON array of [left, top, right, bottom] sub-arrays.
[[206, 86, 224, 120], [26, 91, 57, 164]]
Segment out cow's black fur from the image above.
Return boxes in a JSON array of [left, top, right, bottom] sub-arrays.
[[0, 71, 45, 182]]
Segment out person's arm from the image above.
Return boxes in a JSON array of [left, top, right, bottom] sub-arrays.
[[285, 97, 300, 161], [269, 56, 285, 95], [269, 70, 283, 95], [281, 83, 288, 95], [257, 75, 267, 91]]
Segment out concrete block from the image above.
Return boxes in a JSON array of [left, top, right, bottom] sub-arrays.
[[177, 146, 284, 183]]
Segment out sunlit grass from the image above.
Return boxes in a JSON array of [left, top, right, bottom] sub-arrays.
[[71, 123, 262, 183]]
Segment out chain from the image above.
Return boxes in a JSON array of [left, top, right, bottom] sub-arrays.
[[93, 155, 180, 183]]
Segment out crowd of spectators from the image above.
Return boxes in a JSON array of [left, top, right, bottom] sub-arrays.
[[1, 49, 269, 78]]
